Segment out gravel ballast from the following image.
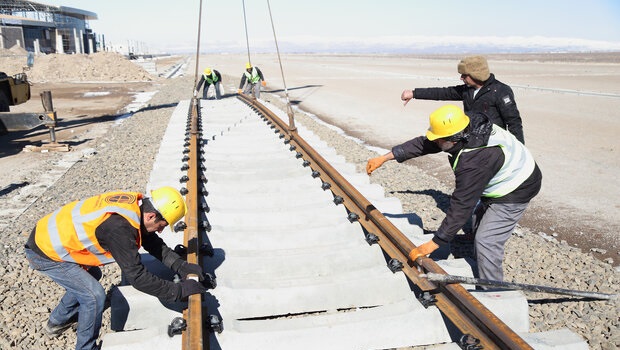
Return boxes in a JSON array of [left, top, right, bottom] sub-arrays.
[[1, 73, 617, 349]]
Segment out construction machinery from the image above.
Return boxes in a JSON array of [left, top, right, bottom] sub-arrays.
[[0, 71, 63, 147]]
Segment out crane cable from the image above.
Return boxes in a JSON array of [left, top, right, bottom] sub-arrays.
[[192, 0, 204, 95], [241, 0, 252, 66], [266, 0, 296, 131]]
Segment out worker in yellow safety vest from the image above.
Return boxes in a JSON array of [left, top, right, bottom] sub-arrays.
[[195, 67, 223, 100], [25, 187, 207, 350], [238, 62, 266, 98], [366, 105, 542, 285]]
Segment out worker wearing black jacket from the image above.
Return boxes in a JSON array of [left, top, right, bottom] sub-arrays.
[[24, 187, 206, 350], [238, 62, 266, 98], [366, 105, 541, 284], [195, 67, 223, 100], [400, 56, 525, 144]]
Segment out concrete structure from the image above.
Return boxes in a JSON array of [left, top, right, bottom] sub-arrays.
[[0, 0, 97, 54]]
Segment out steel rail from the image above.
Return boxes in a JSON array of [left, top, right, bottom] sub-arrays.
[[238, 94, 533, 350], [182, 98, 206, 350]]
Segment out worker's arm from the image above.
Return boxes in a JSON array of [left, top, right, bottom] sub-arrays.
[[97, 215, 184, 301], [496, 87, 525, 144], [366, 152, 394, 175], [434, 147, 503, 244], [411, 85, 467, 102], [195, 76, 205, 92]]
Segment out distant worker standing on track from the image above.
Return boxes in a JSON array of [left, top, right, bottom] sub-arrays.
[[24, 187, 207, 350], [400, 55, 525, 144], [366, 105, 542, 284], [238, 62, 266, 98], [195, 67, 223, 100]]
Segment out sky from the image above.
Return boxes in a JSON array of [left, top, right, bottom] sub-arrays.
[[38, 0, 620, 54]]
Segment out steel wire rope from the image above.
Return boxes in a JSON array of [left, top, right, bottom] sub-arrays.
[[241, 0, 252, 66], [266, 0, 296, 131], [193, 0, 204, 94]]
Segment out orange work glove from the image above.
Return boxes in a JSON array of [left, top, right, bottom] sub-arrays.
[[408, 240, 439, 262], [237, 89, 242, 94], [366, 156, 387, 175], [261, 81, 267, 87]]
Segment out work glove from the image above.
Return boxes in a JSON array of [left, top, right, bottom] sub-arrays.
[[193, 89, 198, 98], [177, 262, 204, 281], [408, 240, 440, 262], [366, 156, 387, 175], [237, 89, 242, 94], [180, 279, 207, 299], [261, 81, 267, 87]]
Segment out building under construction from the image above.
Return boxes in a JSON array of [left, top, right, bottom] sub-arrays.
[[0, 0, 98, 54]]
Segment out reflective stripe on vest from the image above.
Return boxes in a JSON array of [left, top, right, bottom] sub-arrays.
[[244, 67, 260, 84], [204, 72, 219, 84], [453, 125, 535, 198], [35, 192, 142, 266]]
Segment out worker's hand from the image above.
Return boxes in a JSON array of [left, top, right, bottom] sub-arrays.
[[401, 89, 414, 106], [261, 81, 267, 87], [366, 156, 387, 175], [180, 279, 207, 299], [408, 240, 440, 262], [193, 90, 198, 98], [237, 89, 242, 94], [178, 262, 204, 281]]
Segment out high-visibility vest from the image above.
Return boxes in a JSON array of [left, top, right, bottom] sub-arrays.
[[204, 72, 219, 84], [452, 125, 535, 198], [244, 67, 261, 84], [35, 192, 143, 266]]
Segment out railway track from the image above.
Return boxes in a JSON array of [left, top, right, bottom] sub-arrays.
[[101, 93, 588, 350]]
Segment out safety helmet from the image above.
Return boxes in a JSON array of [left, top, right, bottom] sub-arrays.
[[150, 186, 187, 226], [245, 62, 252, 69], [426, 105, 470, 141], [204, 67, 212, 75]]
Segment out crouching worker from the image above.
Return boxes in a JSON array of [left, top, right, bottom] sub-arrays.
[[24, 186, 207, 350], [366, 105, 542, 284]]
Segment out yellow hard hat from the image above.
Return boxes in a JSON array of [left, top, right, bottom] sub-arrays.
[[204, 67, 212, 75], [150, 186, 187, 226], [426, 105, 470, 141], [245, 62, 252, 69]]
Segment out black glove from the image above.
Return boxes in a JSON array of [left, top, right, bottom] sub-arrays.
[[180, 279, 206, 299], [178, 262, 204, 281]]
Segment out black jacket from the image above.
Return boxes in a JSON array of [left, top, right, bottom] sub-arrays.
[[196, 70, 222, 91], [238, 67, 264, 89], [413, 73, 525, 143], [391, 112, 541, 245], [27, 214, 185, 301]]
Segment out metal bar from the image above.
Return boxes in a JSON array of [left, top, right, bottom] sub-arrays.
[[40, 90, 57, 142], [423, 272, 618, 300], [183, 98, 205, 350], [0, 112, 53, 131]]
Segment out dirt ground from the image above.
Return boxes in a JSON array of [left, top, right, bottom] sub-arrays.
[[199, 52, 620, 265], [1, 51, 618, 264]]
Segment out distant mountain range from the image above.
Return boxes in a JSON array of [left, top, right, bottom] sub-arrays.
[[188, 36, 620, 54]]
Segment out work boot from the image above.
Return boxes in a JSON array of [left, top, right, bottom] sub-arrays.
[[44, 318, 77, 337]]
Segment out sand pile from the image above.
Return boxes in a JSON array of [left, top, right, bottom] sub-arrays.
[[0, 49, 154, 83]]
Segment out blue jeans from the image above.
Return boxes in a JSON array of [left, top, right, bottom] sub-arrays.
[[25, 247, 105, 350]]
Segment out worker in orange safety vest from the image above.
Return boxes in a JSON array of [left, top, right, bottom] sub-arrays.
[[25, 187, 207, 350]]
